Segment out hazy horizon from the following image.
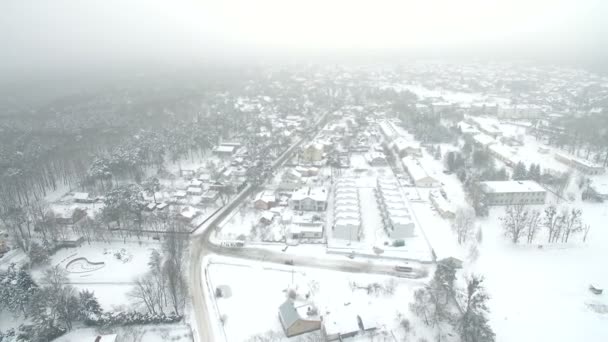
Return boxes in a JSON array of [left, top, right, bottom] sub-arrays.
[[2, 0, 607, 80]]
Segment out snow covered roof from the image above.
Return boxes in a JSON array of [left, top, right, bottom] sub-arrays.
[[254, 191, 276, 203], [96, 334, 118, 342], [214, 145, 235, 153], [401, 157, 434, 182], [334, 218, 361, 227], [73, 192, 90, 200], [555, 152, 604, 169], [291, 187, 328, 202], [322, 309, 361, 337], [480, 180, 546, 194], [473, 133, 496, 147], [289, 224, 323, 234], [279, 300, 301, 328]]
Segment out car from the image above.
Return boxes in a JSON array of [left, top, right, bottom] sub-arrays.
[[284, 259, 294, 265], [347, 252, 355, 259]]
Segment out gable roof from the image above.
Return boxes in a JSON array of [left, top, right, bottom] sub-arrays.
[[279, 300, 300, 328]]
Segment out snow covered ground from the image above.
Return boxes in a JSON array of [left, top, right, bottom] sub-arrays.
[[205, 256, 432, 342], [472, 202, 608, 342], [53, 323, 192, 342], [32, 241, 160, 311]]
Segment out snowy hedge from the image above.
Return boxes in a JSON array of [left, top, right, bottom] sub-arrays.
[[85, 311, 182, 327]]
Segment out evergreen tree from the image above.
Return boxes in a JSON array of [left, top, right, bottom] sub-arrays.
[[512, 162, 527, 180], [458, 276, 495, 342], [78, 290, 103, 320]]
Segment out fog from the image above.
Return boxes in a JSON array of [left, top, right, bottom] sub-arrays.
[[1, 0, 607, 79]]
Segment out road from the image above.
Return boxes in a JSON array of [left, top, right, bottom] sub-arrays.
[[188, 112, 427, 342]]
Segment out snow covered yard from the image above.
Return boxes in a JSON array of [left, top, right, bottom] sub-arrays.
[[32, 241, 160, 311], [206, 257, 432, 342], [53, 323, 192, 342], [472, 203, 608, 342]]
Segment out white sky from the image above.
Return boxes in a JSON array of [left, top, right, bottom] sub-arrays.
[[1, 0, 606, 72]]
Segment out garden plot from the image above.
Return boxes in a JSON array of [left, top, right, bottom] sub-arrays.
[[33, 242, 159, 310], [206, 258, 431, 342]]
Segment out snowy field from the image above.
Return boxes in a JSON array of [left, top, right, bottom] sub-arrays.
[[472, 202, 608, 342], [205, 257, 432, 342], [53, 323, 192, 342], [32, 241, 160, 311]]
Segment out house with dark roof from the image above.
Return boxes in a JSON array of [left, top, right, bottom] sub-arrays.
[[278, 299, 321, 337]]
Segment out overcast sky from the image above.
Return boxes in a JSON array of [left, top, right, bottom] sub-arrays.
[[1, 0, 607, 77]]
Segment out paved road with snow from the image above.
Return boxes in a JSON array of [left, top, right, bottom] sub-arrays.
[[188, 112, 426, 342]]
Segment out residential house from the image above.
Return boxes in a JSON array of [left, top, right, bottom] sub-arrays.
[[278, 300, 321, 337], [279, 169, 304, 191], [187, 186, 203, 196], [429, 190, 455, 219], [73, 192, 94, 203], [290, 187, 328, 211], [94, 335, 118, 342], [322, 310, 377, 342], [391, 137, 422, 157], [53, 207, 87, 225], [302, 143, 324, 162], [201, 190, 220, 203], [288, 223, 324, 239], [259, 211, 275, 225], [213, 144, 236, 157], [365, 151, 387, 166], [253, 191, 277, 210]]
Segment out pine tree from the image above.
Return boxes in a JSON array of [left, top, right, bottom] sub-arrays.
[[458, 276, 495, 342], [78, 290, 103, 320], [512, 162, 527, 180]]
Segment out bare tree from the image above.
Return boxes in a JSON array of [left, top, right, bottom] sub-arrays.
[[130, 274, 163, 315], [162, 218, 188, 315], [501, 204, 529, 244], [543, 205, 560, 243], [525, 209, 541, 244], [452, 207, 475, 245], [561, 208, 582, 243], [583, 224, 591, 242]]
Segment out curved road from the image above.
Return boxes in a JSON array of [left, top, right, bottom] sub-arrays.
[[188, 191, 428, 342], [188, 113, 428, 342]]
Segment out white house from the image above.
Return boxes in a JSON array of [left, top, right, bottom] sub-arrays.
[[279, 169, 304, 191], [365, 151, 387, 166], [289, 187, 329, 211], [288, 224, 324, 239]]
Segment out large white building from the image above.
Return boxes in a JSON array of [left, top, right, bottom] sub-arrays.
[[401, 157, 439, 188], [375, 178, 415, 239], [480, 180, 547, 206], [332, 178, 361, 241], [554, 152, 605, 175]]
